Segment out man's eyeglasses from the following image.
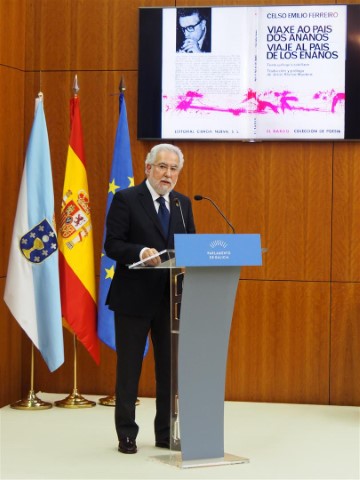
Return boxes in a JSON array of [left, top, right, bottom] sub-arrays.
[[152, 163, 180, 174], [180, 19, 202, 33]]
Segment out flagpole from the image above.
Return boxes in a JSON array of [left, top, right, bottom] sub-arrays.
[[55, 335, 96, 408], [11, 343, 52, 410], [98, 77, 140, 408], [99, 78, 124, 407], [55, 75, 97, 408]]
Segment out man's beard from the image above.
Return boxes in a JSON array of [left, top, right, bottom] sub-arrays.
[[150, 178, 176, 195]]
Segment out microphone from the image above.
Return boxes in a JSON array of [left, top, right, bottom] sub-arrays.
[[194, 195, 236, 234], [174, 197, 187, 233]]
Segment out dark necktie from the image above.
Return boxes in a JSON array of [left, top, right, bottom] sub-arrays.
[[156, 196, 170, 237]]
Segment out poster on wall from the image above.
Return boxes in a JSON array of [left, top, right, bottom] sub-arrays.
[[138, 4, 360, 141]]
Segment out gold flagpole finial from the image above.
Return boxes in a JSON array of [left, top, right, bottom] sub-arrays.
[[37, 71, 44, 106], [35, 91, 44, 114], [119, 76, 126, 93], [73, 74, 80, 96]]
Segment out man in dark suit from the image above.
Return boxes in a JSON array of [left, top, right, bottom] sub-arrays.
[[105, 143, 196, 454]]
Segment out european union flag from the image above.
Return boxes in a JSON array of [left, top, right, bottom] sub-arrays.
[[97, 93, 134, 350]]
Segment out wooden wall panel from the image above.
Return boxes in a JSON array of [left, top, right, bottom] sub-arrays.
[[332, 143, 360, 282], [25, 0, 174, 72], [330, 283, 360, 406], [0, 2, 26, 409], [176, 0, 335, 6], [0, 67, 25, 276], [25, 0, 71, 72], [0, 0, 26, 68], [182, 142, 333, 282], [226, 280, 330, 404], [0, 279, 23, 407]]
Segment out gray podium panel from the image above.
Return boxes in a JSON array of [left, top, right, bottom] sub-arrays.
[[177, 266, 240, 462], [129, 248, 254, 468]]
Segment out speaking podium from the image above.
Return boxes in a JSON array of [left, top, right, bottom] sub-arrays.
[[130, 234, 262, 468]]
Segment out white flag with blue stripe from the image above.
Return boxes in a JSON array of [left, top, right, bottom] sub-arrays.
[[4, 95, 64, 372]]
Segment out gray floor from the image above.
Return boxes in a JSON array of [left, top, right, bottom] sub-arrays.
[[1, 393, 359, 480]]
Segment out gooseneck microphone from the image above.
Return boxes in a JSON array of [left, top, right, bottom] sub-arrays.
[[194, 195, 236, 234], [174, 197, 187, 233]]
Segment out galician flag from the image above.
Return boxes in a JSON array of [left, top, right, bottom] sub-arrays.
[[58, 88, 100, 364], [97, 92, 134, 350], [4, 94, 64, 372]]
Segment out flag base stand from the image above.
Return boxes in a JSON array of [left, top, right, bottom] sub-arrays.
[[98, 395, 140, 407], [54, 388, 96, 409], [55, 336, 95, 408], [11, 390, 52, 410]]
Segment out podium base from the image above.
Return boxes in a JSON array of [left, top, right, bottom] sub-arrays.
[[152, 452, 249, 469]]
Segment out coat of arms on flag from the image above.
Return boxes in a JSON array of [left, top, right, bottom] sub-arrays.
[[59, 188, 92, 250], [20, 218, 58, 263]]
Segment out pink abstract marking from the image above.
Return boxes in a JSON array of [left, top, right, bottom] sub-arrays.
[[164, 88, 345, 117], [244, 89, 257, 101], [255, 99, 279, 113], [175, 90, 246, 116], [331, 93, 345, 113], [242, 89, 279, 113], [312, 89, 345, 113]]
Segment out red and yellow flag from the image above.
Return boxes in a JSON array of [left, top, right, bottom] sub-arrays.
[[58, 95, 100, 364]]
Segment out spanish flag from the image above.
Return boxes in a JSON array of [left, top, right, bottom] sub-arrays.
[[58, 90, 100, 364]]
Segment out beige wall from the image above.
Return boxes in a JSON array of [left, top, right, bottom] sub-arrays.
[[1, 0, 359, 408]]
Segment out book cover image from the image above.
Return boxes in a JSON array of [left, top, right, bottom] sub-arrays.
[[256, 5, 346, 139], [162, 7, 256, 140], [160, 5, 347, 141]]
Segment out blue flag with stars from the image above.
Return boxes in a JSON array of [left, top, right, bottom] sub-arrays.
[[97, 93, 134, 350]]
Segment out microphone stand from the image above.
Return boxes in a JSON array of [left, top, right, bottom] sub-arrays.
[[194, 195, 236, 233]]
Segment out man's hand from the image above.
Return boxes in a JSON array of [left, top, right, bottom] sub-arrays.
[[179, 39, 201, 53], [141, 248, 161, 266]]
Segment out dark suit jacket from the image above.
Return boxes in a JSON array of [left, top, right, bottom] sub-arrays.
[[105, 180, 196, 316]]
